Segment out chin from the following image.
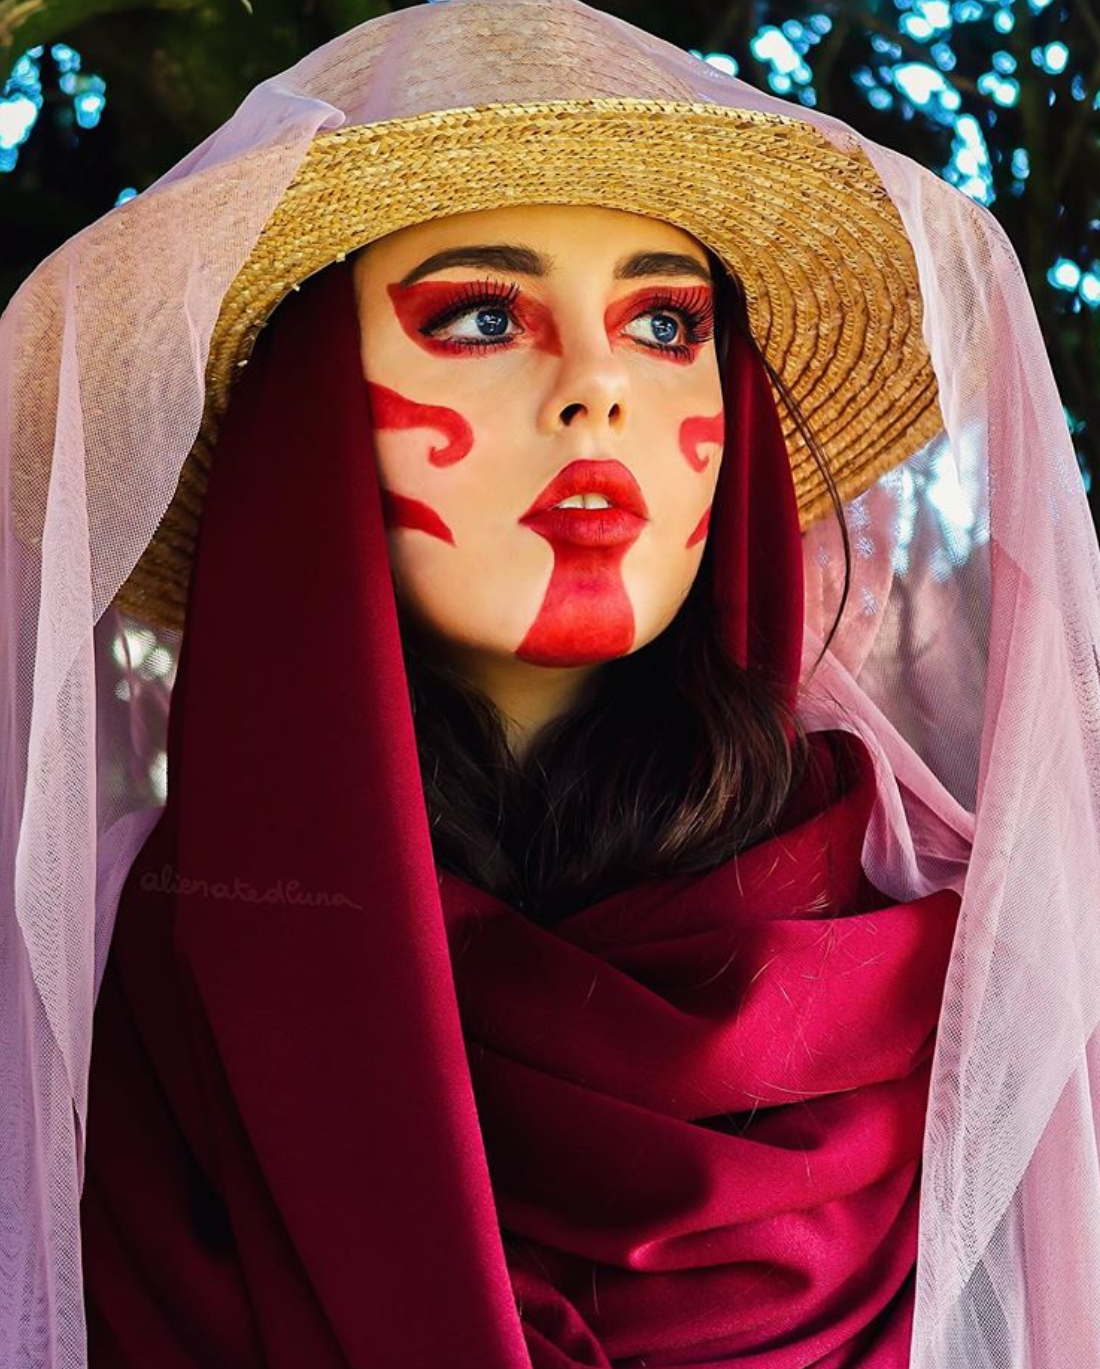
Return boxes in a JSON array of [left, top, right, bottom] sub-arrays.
[[514, 640, 635, 668]]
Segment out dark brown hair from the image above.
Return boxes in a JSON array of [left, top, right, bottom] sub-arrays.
[[397, 252, 851, 924]]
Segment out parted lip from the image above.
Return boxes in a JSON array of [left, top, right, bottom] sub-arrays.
[[519, 459, 650, 522]]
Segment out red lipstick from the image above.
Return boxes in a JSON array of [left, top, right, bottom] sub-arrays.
[[519, 459, 649, 548]]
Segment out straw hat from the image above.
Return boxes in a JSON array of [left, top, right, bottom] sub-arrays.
[[107, 71, 941, 632]]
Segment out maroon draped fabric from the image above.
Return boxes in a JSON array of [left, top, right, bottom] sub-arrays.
[[79, 261, 960, 1368], [444, 733, 958, 1368]]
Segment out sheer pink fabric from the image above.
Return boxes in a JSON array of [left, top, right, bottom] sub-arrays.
[[1, 1, 1097, 1366]]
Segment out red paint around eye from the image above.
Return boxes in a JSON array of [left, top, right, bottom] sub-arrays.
[[380, 490, 455, 545], [679, 412, 724, 472], [386, 281, 562, 355], [366, 380, 473, 467], [686, 505, 711, 549], [605, 286, 715, 363]]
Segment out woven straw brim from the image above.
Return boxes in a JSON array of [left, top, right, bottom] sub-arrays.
[[113, 98, 943, 632]]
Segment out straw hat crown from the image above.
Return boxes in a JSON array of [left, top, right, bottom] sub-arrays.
[[57, 0, 939, 630]]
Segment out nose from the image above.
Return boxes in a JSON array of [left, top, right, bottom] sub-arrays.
[[536, 319, 629, 439]]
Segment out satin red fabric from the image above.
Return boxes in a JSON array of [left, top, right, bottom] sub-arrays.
[[79, 261, 959, 1367]]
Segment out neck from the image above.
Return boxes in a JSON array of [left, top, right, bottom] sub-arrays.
[[434, 642, 603, 762]]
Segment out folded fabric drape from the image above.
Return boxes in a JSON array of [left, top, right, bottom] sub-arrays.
[[82, 730, 958, 1369], [444, 730, 959, 1367], [79, 259, 959, 1368]]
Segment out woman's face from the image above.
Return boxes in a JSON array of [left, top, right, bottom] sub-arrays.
[[351, 204, 723, 669]]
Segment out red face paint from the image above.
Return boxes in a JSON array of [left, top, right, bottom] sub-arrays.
[[605, 285, 715, 366], [686, 505, 711, 549], [386, 280, 562, 356], [365, 380, 473, 467], [516, 459, 646, 665], [678, 411, 725, 472], [516, 543, 636, 665], [387, 280, 714, 363], [380, 489, 454, 545]]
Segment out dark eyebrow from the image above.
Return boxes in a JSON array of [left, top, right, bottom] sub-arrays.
[[398, 244, 712, 288]]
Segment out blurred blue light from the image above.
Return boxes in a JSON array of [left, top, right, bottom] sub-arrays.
[[10, 52, 41, 84], [992, 50, 1016, 73], [0, 94, 38, 151], [702, 52, 739, 76], [3, 41, 107, 172], [979, 70, 1019, 105], [872, 34, 904, 56], [1045, 42, 1072, 72], [993, 7, 1015, 29], [888, 60, 961, 121], [751, 26, 814, 87], [115, 186, 138, 206], [900, 13, 934, 38], [74, 91, 105, 129], [894, 62, 946, 102], [945, 113, 994, 203], [1050, 258, 1082, 290], [931, 41, 957, 69], [752, 27, 807, 76], [50, 43, 81, 74]]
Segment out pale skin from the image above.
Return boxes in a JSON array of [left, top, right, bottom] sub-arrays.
[[351, 204, 725, 760]]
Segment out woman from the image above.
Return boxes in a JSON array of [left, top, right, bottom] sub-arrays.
[[2, 2, 1097, 1367], [77, 199, 959, 1366]]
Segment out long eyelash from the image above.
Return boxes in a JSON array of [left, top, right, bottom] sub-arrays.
[[421, 278, 522, 339], [639, 286, 716, 357], [422, 277, 717, 356]]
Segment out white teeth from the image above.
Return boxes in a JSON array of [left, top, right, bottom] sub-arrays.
[[553, 493, 613, 510]]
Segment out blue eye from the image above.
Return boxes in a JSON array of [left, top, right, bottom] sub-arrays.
[[645, 313, 681, 344], [421, 281, 524, 351], [463, 307, 511, 338], [422, 277, 714, 358]]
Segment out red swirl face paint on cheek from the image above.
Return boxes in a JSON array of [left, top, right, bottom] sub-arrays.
[[679, 412, 724, 472], [380, 490, 454, 545], [686, 505, 711, 549], [365, 380, 473, 467]]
